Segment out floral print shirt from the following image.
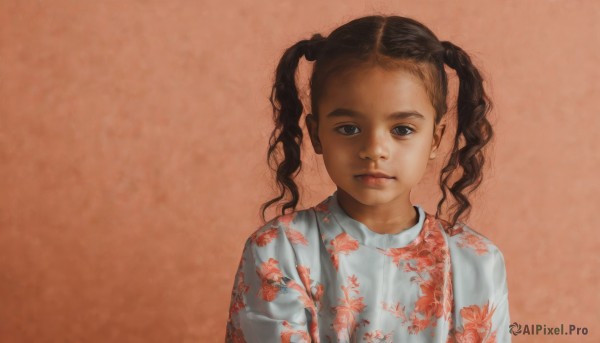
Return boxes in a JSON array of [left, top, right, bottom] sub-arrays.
[[225, 190, 510, 342]]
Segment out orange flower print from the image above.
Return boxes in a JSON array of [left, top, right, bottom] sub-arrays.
[[274, 212, 309, 246], [295, 265, 324, 342], [256, 258, 285, 301], [457, 231, 489, 255], [296, 265, 325, 307], [333, 275, 369, 341], [453, 329, 480, 343], [314, 201, 332, 223], [229, 262, 250, 314], [408, 313, 431, 335], [327, 232, 360, 270], [313, 283, 324, 304], [226, 254, 252, 343], [250, 226, 279, 247], [225, 320, 247, 343], [378, 215, 453, 335], [256, 259, 322, 342], [461, 302, 495, 331], [381, 301, 408, 322], [226, 257, 250, 343], [439, 218, 465, 237], [452, 301, 498, 343], [256, 258, 312, 305], [278, 212, 297, 228], [281, 320, 311, 343], [380, 245, 419, 269], [296, 265, 312, 294], [414, 278, 445, 319], [285, 228, 309, 245], [363, 329, 394, 342]]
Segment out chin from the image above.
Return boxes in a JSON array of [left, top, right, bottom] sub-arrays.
[[341, 185, 397, 205]]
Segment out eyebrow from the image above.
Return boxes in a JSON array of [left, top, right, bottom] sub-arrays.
[[325, 108, 426, 120]]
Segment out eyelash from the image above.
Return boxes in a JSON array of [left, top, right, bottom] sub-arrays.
[[335, 125, 415, 137]]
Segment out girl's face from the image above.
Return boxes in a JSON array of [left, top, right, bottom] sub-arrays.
[[306, 64, 445, 207]]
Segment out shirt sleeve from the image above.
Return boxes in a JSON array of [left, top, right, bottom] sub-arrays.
[[225, 219, 315, 343], [448, 227, 511, 343], [490, 248, 511, 342]]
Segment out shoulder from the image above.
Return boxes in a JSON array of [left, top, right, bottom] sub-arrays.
[[435, 217, 507, 282], [436, 217, 505, 260], [245, 207, 318, 251], [434, 218, 510, 323], [240, 208, 320, 279], [434, 217, 508, 292]]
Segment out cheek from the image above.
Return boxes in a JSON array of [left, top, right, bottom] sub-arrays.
[[392, 140, 433, 173], [322, 146, 350, 167], [321, 136, 347, 157], [409, 140, 434, 172], [408, 139, 432, 160], [321, 142, 354, 173]]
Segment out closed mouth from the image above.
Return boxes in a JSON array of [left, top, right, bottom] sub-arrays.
[[355, 174, 395, 179]]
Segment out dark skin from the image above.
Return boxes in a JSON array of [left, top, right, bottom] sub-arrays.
[[306, 65, 446, 235]]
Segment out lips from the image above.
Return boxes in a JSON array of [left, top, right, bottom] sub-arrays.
[[355, 172, 395, 186], [355, 171, 395, 179]]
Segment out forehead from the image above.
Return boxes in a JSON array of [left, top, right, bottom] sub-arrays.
[[318, 64, 435, 120]]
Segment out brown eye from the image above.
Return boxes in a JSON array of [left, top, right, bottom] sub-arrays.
[[335, 125, 360, 135], [392, 126, 414, 136]]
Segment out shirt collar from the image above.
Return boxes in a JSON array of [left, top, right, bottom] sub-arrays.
[[316, 190, 427, 249]]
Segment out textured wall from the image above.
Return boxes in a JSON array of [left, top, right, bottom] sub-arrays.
[[0, 1, 598, 342]]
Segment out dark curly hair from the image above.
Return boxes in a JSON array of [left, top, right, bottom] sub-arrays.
[[260, 15, 494, 228]]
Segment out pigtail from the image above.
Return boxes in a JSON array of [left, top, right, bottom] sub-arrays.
[[259, 34, 325, 223], [436, 40, 494, 228]]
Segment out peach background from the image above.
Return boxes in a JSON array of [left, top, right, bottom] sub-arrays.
[[1, 1, 598, 342]]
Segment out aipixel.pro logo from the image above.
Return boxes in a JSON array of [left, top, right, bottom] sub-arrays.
[[509, 322, 589, 336]]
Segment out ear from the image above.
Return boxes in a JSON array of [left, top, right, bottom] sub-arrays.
[[305, 113, 323, 154], [430, 123, 446, 159]]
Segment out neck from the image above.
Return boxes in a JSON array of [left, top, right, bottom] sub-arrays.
[[335, 188, 418, 235]]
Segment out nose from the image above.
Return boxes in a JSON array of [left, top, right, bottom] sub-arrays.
[[358, 129, 390, 161]]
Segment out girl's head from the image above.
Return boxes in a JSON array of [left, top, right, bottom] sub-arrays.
[[261, 15, 494, 228]]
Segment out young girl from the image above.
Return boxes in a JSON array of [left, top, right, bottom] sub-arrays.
[[225, 15, 509, 343]]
